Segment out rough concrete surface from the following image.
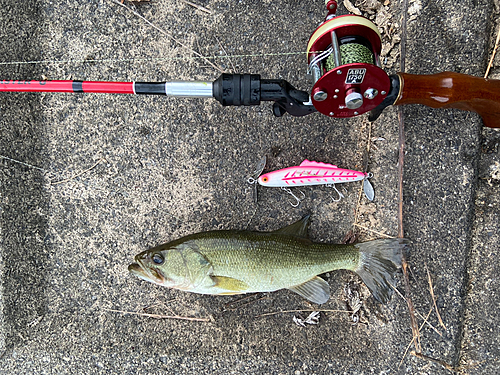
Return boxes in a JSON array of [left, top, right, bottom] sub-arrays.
[[0, 0, 498, 374]]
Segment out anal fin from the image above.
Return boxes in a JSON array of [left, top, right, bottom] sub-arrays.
[[288, 276, 330, 304]]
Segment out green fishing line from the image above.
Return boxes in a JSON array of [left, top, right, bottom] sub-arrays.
[[325, 43, 374, 70]]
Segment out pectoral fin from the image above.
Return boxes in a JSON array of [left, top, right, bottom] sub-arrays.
[[288, 276, 330, 304], [211, 275, 250, 294]]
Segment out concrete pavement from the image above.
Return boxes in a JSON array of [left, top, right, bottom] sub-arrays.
[[1, 0, 499, 373]]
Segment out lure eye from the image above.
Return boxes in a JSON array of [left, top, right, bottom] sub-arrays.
[[261, 176, 269, 183], [152, 253, 164, 265]]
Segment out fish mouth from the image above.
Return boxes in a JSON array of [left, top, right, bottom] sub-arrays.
[[128, 262, 146, 276], [128, 260, 165, 284]]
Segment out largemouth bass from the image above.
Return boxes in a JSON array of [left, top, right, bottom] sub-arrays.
[[128, 216, 405, 304]]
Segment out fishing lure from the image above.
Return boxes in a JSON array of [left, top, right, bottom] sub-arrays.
[[250, 159, 374, 204]]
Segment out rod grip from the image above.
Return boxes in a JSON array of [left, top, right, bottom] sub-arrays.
[[394, 72, 500, 128], [212, 74, 261, 106]]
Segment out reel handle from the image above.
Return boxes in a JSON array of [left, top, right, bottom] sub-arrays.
[[394, 72, 500, 128]]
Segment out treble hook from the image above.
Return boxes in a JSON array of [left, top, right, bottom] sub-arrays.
[[326, 184, 345, 202], [280, 187, 306, 207], [246, 156, 267, 204], [247, 177, 259, 204]]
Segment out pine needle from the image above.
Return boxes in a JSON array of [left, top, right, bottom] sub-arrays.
[[425, 263, 447, 330]]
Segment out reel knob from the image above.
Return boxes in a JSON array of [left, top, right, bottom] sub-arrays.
[[345, 90, 363, 109]]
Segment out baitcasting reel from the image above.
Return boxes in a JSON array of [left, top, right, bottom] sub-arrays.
[[307, 0, 390, 118]]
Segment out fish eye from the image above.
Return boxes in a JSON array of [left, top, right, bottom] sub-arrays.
[[152, 253, 164, 265]]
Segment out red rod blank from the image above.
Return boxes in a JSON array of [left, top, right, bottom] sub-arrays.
[[0, 80, 135, 94]]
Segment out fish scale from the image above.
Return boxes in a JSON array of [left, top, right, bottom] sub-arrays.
[[190, 231, 360, 291]]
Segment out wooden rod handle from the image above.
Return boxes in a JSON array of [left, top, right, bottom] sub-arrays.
[[394, 72, 500, 128]]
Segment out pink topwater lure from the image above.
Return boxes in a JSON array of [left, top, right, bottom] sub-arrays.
[[252, 159, 374, 204]]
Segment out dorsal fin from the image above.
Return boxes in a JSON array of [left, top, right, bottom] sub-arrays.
[[299, 159, 337, 168], [272, 215, 311, 238]]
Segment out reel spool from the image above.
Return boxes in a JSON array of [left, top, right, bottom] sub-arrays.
[[307, 10, 390, 118]]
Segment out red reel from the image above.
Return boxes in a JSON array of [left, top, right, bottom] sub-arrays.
[[307, 15, 391, 118]]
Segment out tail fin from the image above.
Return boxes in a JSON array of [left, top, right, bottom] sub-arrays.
[[354, 239, 406, 304]]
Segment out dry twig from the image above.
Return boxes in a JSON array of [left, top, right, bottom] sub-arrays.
[[255, 308, 352, 319], [425, 263, 447, 330], [485, 23, 500, 78], [402, 262, 422, 353], [411, 352, 458, 372], [50, 158, 104, 185], [352, 120, 373, 230], [103, 307, 210, 322], [224, 293, 267, 311], [183, 0, 212, 14], [391, 284, 442, 337], [353, 223, 395, 239], [399, 306, 433, 369]]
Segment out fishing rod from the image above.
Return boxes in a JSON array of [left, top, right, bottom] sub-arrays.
[[1, 0, 499, 128]]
